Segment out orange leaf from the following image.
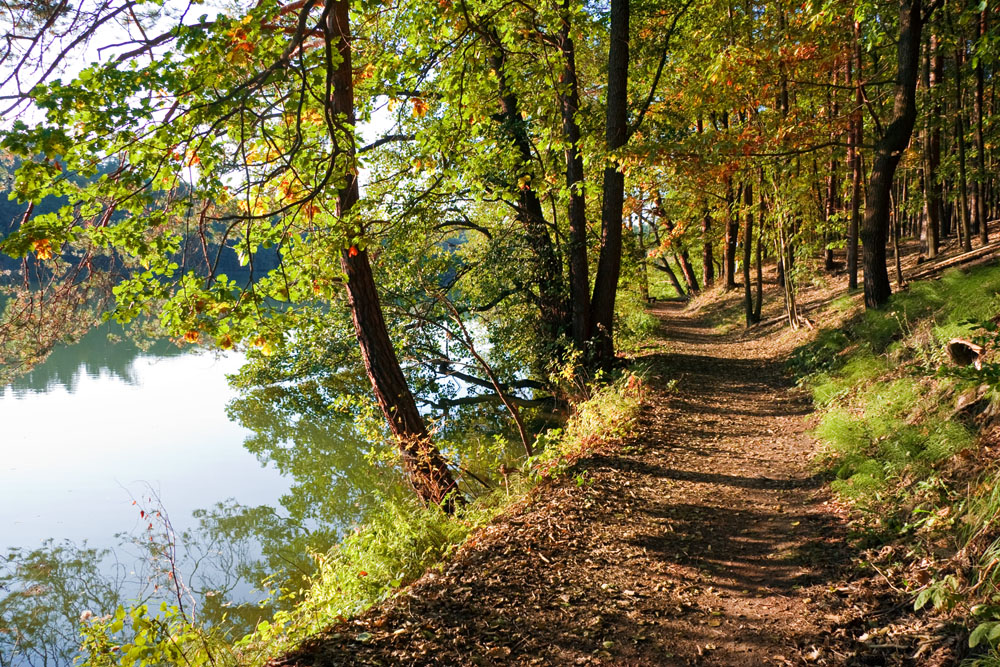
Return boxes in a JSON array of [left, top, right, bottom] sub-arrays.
[[31, 238, 54, 260], [411, 97, 429, 117]]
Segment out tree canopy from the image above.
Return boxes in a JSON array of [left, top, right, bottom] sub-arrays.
[[2, 0, 999, 504]]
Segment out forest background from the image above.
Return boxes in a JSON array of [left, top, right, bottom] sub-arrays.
[[2, 0, 1000, 661]]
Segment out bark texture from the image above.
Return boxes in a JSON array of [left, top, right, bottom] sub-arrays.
[[327, 0, 458, 510], [558, 3, 591, 348], [589, 0, 630, 365], [861, 0, 923, 309]]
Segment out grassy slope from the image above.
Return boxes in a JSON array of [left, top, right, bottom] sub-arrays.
[[789, 264, 1000, 664]]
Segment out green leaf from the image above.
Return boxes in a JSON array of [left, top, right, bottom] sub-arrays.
[[969, 621, 998, 648]]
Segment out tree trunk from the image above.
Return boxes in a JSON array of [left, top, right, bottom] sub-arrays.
[[635, 212, 650, 302], [755, 169, 765, 321], [652, 257, 686, 299], [890, 186, 905, 288], [697, 117, 715, 288], [848, 20, 862, 289], [327, 0, 458, 510], [955, 45, 973, 252], [824, 67, 839, 272], [654, 192, 699, 294], [722, 115, 738, 289], [924, 33, 943, 257], [558, 1, 590, 347], [488, 45, 568, 344], [743, 180, 756, 326], [589, 0, 630, 365], [975, 10, 989, 245], [702, 207, 714, 287], [861, 0, 923, 309]]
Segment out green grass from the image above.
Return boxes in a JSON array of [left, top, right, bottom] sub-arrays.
[[614, 289, 659, 351], [791, 263, 1000, 661]]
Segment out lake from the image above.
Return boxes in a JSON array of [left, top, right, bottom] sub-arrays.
[[1, 331, 289, 552], [0, 328, 352, 666], [0, 323, 508, 666]]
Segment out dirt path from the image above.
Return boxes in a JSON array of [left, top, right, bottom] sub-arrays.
[[272, 302, 899, 666]]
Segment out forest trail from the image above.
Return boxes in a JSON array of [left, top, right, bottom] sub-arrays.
[[273, 301, 892, 666]]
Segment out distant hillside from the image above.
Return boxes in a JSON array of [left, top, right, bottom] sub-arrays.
[[0, 158, 278, 280]]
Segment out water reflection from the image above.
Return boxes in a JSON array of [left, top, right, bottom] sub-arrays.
[[0, 541, 126, 667], [0, 331, 286, 666], [1, 330, 519, 665], [0, 379, 399, 665], [1, 324, 181, 398]]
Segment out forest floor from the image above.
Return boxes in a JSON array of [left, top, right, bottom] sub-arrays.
[[271, 284, 955, 666]]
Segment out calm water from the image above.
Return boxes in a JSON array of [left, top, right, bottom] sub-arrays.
[[0, 325, 506, 666], [1, 329, 288, 553], [0, 328, 367, 666]]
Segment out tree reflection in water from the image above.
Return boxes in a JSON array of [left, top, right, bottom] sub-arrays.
[[0, 370, 405, 666], [1, 336, 526, 665]]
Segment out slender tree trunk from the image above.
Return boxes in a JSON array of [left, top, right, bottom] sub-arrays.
[[439, 297, 532, 459], [925, 33, 943, 257], [488, 45, 568, 343], [655, 192, 699, 293], [743, 181, 756, 326], [722, 116, 738, 289], [861, 0, 923, 309], [776, 210, 799, 328], [635, 212, 650, 302], [327, 0, 458, 510], [652, 257, 686, 299], [824, 68, 839, 272], [589, 0, 630, 365], [697, 116, 715, 287], [702, 208, 714, 287], [975, 10, 989, 244], [676, 250, 699, 294], [754, 169, 765, 321], [955, 45, 973, 252], [558, 1, 590, 347], [890, 187, 905, 287], [848, 21, 862, 289]]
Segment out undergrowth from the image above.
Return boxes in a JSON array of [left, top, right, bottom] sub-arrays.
[[790, 264, 1000, 662], [79, 368, 648, 666]]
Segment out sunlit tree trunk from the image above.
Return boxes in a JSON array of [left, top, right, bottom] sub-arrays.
[[697, 116, 715, 288], [721, 114, 738, 289], [327, 0, 459, 510], [924, 33, 943, 257], [975, 10, 989, 245], [955, 44, 973, 252], [824, 67, 839, 272], [847, 20, 862, 289]]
